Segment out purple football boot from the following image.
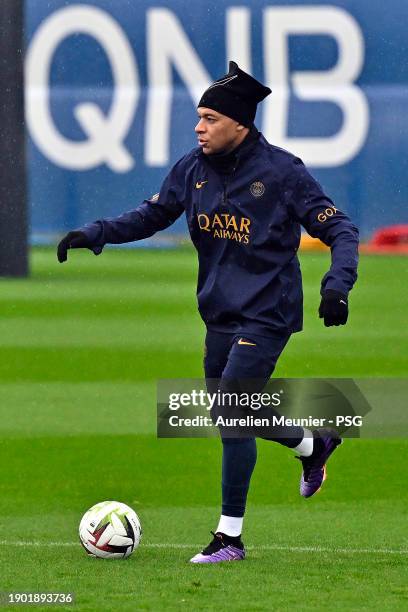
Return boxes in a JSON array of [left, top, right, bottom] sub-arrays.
[[298, 428, 342, 498], [190, 532, 245, 564]]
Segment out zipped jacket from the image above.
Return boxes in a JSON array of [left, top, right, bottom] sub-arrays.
[[79, 130, 359, 337]]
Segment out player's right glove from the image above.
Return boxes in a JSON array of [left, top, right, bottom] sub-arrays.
[[318, 289, 348, 327], [57, 231, 89, 263]]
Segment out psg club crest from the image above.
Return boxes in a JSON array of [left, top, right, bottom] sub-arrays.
[[250, 181, 265, 198]]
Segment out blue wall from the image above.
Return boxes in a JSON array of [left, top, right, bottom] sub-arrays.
[[25, 0, 408, 242]]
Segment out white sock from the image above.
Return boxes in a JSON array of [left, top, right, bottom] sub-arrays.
[[216, 515, 243, 537], [292, 428, 314, 457]]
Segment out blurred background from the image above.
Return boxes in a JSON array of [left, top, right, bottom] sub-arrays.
[[22, 0, 408, 247]]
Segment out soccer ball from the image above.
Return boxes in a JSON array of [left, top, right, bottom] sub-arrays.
[[79, 501, 142, 559]]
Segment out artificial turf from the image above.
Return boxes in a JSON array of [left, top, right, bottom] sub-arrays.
[[0, 248, 406, 610]]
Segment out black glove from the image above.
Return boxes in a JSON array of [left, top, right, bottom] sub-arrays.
[[319, 289, 348, 327], [57, 231, 89, 263]]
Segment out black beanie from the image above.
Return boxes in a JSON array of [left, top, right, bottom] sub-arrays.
[[198, 61, 271, 127]]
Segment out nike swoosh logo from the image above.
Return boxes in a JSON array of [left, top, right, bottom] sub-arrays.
[[195, 180, 208, 189], [238, 338, 257, 346], [208, 74, 238, 90], [340, 300, 347, 305]]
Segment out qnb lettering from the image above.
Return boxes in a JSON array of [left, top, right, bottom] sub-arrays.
[[26, 5, 369, 172], [197, 213, 251, 244]]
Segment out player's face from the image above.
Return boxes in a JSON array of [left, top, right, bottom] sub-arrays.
[[195, 108, 247, 155]]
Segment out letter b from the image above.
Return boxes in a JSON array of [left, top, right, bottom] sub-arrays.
[[263, 6, 369, 167]]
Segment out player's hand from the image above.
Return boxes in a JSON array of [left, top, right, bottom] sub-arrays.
[[57, 231, 89, 263], [319, 289, 348, 326]]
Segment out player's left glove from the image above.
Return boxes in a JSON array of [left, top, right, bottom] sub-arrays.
[[318, 289, 348, 327]]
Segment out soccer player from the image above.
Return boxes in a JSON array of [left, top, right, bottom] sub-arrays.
[[57, 62, 358, 564]]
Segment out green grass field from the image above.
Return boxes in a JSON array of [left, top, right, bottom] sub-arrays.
[[0, 248, 407, 611]]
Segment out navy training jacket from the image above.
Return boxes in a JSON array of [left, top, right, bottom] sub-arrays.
[[79, 130, 359, 337]]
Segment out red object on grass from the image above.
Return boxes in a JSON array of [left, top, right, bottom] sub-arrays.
[[361, 224, 408, 254]]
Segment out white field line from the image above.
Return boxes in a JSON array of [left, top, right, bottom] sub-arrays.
[[0, 540, 407, 555]]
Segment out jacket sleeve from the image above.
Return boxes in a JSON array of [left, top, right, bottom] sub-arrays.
[[77, 159, 187, 255], [285, 157, 359, 296]]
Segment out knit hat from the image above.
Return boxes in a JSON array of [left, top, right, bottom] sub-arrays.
[[198, 61, 271, 127]]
